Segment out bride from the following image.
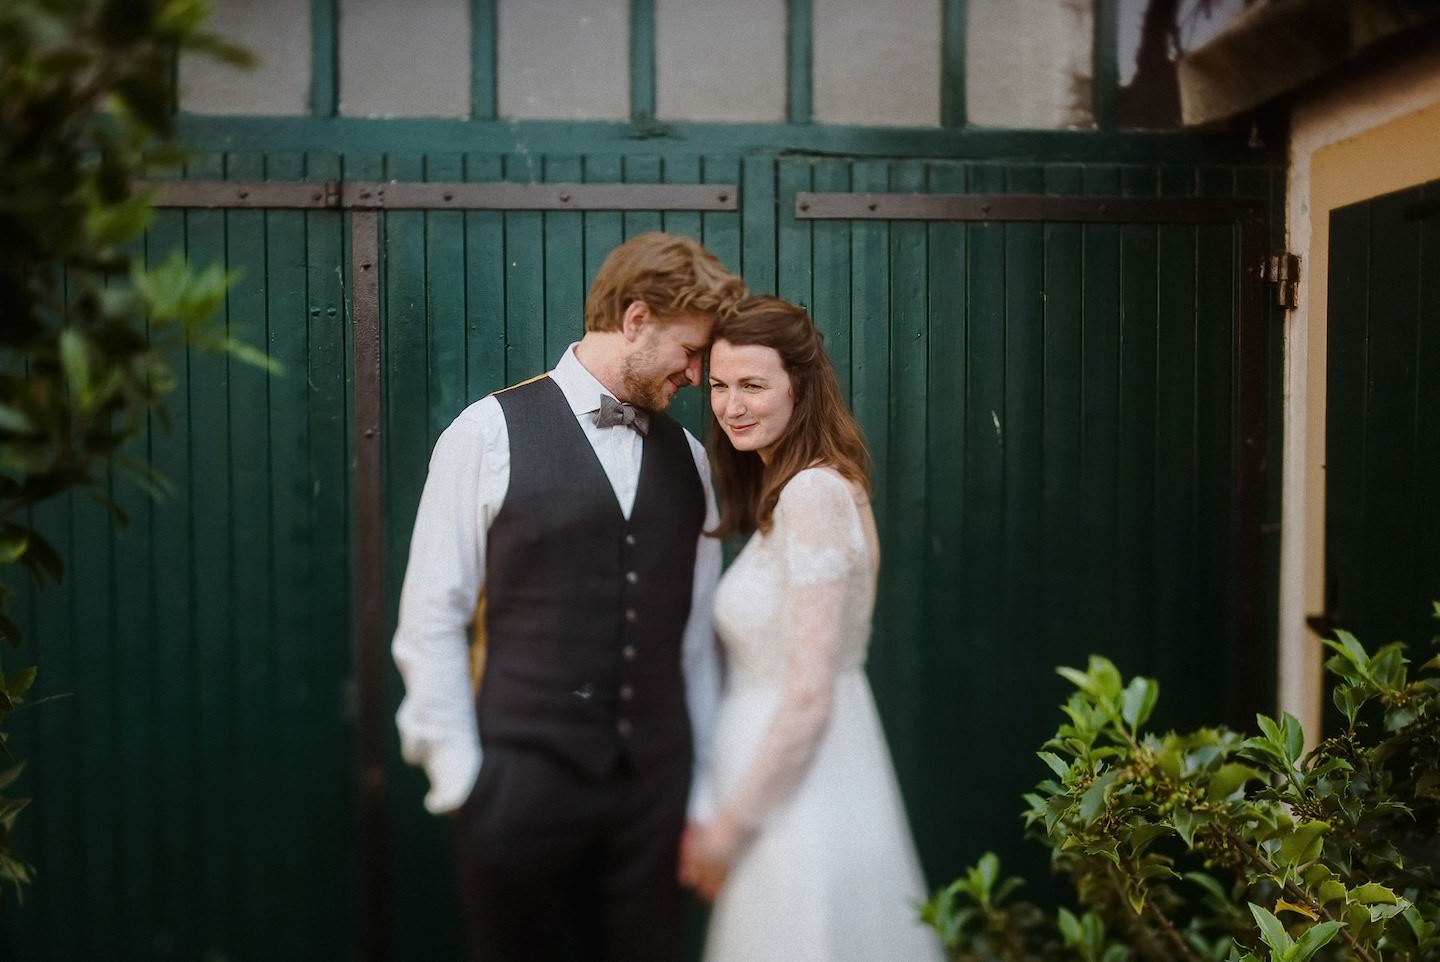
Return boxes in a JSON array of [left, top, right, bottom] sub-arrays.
[[680, 296, 944, 962]]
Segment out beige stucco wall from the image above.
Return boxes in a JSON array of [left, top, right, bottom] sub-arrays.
[[1280, 44, 1440, 738]]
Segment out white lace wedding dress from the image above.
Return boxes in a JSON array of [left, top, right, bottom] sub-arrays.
[[702, 467, 945, 962]]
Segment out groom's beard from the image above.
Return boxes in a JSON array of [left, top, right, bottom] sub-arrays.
[[620, 350, 677, 412]]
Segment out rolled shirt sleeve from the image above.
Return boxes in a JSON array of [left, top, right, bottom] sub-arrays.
[[391, 398, 507, 814]]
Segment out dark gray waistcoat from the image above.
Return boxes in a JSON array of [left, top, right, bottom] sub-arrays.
[[479, 376, 705, 778]]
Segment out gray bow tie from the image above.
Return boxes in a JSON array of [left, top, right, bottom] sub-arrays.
[[593, 395, 650, 436]]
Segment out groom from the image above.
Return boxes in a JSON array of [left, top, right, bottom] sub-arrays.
[[391, 232, 744, 962]]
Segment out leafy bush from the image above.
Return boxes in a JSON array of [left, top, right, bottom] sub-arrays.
[[924, 606, 1440, 962], [0, 0, 254, 902]]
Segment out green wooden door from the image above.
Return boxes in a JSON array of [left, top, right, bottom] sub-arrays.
[[0, 147, 1278, 961], [1324, 179, 1440, 656], [1, 153, 356, 961]]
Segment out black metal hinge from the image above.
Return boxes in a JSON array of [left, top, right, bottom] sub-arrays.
[[1259, 251, 1300, 310]]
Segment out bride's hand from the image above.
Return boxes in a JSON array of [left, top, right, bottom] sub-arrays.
[[679, 814, 747, 902]]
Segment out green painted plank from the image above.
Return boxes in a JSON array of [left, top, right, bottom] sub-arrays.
[[470, 0, 497, 119], [264, 150, 329, 953], [630, 0, 656, 122], [740, 155, 776, 295], [941, 0, 966, 126], [786, 0, 813, 124], [1078, 165, 1122, 649], [878, 159, 928, 794], [848, 160, 890, 529], [299, 149, 354, 953], [1092, 0, 1119, 129], [1358, 190, 1423, 644], [503, 153, 548, 381], [1193, 183, 1237, 706], [25, 372, 83, 961], [1325, 202, 1371, 662], [1150, 216, 1201, 721], [917, 158, 968, 884], [776, 159, 813, 310], [809, 159, 852, 398], [465, 153, 508, 397], [426, 153, 469, 437], [959, 162, 1009, 847], [998, 164, 1048, 769], [310, 0, 338, 117], [659, 155, 706, 434], [543, 155, 586, 378], [623, 155, 664, 237], [143, 202, 200, 957], [1113, 167, 1159, 687], [223, 151, 278, 948], [660, 155, 702, 242], [1039, 166, 1085, 685], [182, 150, 239, 954], [699, 154, 743, 298], [581, 154, 624, 316]]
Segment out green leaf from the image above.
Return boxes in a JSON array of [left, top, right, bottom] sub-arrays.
[[1079, 770, 1119, 824], [1121, 676, 1159, 730], [0, 762, 26, 792], [1057, 906, 1083, 944], [0, 527, 29, 565], [222, 336, 282, 374], [0, 405, 36, 434], [1208, 763, 1261, 799], [1348, 882, 1398, 905], [59, 327, 92, 402], [1248, 903, 1293, 955], [1290, 921, 1344, 962], [1276, 820, 1329, 869], [1037, 751, 1070, 779]]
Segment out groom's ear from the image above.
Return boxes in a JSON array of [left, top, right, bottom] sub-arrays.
[[621, 300, 651, 342]]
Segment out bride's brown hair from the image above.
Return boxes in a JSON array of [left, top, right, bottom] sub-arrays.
[[706, 296, 870, 538]]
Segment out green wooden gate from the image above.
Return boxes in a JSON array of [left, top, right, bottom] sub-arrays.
[[1, 144, 1281, 961], [1322, 179, 1440, 662]]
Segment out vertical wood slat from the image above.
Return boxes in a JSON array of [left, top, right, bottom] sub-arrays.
[[183, 150, 236, 954], [786, 0, 814, 124], [662, 154, 707, 432], [469, 0, 498, 119], [467, 152, 508, 397], [310, 0, 338, 117], [1091, 0, 1119, 129], [940, 0, 967, 126], [629, 0, 657, 122], [880, 159, 929, 786], [301, 149, 355, 953], [543, 156, 586, 383]]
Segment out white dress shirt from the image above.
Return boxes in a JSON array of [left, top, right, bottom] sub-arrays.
[[392, 344, 722, 815]]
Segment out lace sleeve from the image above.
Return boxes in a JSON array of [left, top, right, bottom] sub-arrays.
[[718, 469, 864, 837]]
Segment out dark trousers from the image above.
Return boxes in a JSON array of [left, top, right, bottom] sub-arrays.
[[453, 744, 691, 962]]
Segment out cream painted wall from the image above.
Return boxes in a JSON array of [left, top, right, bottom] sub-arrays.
[[178, 0, 311, 115], [657, 0, 786, 122], [340, 0, 470, 117], [813, 0, 941, 126], [1279, 45, 1440, 739], [966, 0, 1093, 128]]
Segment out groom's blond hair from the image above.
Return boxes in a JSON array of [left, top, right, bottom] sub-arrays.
[[583, 232, 744, 333]]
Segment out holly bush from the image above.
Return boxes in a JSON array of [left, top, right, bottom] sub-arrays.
[[0, 0, 255, 901], [924, 606, 1440, 962]]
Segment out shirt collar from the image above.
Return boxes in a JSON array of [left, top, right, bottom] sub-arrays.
[[551, 343, 614, 416]]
